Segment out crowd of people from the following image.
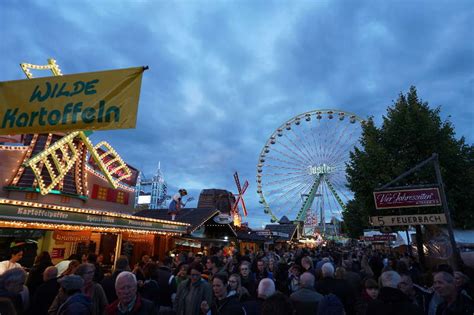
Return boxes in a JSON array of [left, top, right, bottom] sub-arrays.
[[0, 241, 473, 315]]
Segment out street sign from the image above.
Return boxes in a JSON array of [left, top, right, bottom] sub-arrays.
[[370, 213, 447, 226], [374, 188, 441, 209]]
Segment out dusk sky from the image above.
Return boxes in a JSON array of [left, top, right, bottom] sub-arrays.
[[1, 0, 472, 228]]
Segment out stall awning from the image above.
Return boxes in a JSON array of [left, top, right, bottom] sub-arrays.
[[0, 199, 189, 235]]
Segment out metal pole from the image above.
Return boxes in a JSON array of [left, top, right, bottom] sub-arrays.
[[113, 233, 123, 271], [433, 153, 463, 270], [406, 229, 413, 256]]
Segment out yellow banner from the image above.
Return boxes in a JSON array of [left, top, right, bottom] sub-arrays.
[[0, 67, 145, 135]]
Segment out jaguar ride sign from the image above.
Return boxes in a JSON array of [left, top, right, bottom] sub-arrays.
[[373, 188, 441, 210], [0, 67, 145, 135]]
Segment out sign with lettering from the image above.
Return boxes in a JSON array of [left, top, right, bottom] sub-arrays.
[[53, 230, 91, 242], [0, 204, 188, 233], [0, 67, 145, 135], [51, 248, 65, 259], [373, 188, 442, 209], [370, 214, 447, 226], [361, 234, 396, 242]]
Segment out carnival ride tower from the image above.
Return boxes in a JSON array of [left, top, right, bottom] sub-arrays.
[[135, 163, 168, 209]]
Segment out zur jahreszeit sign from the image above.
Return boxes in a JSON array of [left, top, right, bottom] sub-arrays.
[[373, 188, 442, 209]]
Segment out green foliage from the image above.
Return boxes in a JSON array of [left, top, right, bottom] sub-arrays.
[[343, 86, 474, 237]]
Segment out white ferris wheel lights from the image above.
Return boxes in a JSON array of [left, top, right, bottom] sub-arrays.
[[256, 109, 364, 230]]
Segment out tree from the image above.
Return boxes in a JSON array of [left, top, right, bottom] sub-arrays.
[[343, 86, 474, 238]]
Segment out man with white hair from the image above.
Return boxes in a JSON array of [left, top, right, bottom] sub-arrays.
[[243, 278, 275, 315], [105, 271, 154, 315], [366, 270, 422, 315], [290, 272, 323, 315], [316, 262, 354, 314]]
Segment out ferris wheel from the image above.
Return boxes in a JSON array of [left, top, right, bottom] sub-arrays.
[[256, 109, 365, 230]]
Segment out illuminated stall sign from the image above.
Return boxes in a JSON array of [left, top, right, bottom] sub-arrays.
[[374, 188, 442, 209], [0, 204, 187, 233], [0, 67, 145, 135]]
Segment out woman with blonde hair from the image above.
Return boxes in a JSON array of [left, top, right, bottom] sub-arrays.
[[228, 273, 251, 302]]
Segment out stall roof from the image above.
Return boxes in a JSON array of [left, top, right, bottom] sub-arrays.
[[135, 208, 219, 233], [236, 230, 269, 242], [265, 224, 298, 241]]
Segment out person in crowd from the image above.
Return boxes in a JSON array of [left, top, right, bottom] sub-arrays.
[[87, 254, 104, 283], [228, 274, 251, 302], [55, 255, 81, 276], [315, 262, 355, 315], [157, 256, 177, 312], [239, 261, 257, 299], [301, 256, 316, 279], [200, 273, 245, 315], [81, 254, 88, 264], [288, 263, 301, 294], [61, 260, 81, 277], [75, 263, 108, 315], [29, 266, 59, 315], [175, 262, 212, 315], [0, 247, 23, 275], [290, 272, 323, 315], [105, 271, 154, 315], [261, 291, 293, 315], [138, 262, 159, 312], [454, 271, 472, 298], [101, 256, 130, 303], [255, 259, 273, 285], [205, 256, 224, 282], [318, 293, 345, 315], [359, 255, 374, 280], [56, 275, 92, 315], [242, 278, 275, 315], [268, 258, 278, 275], [175, 263, 189, 288], [342, 260, 362, 295], [26, 251, 53, 296], [0, 267, 26, 314], [433, 271, 474, 315], [366, 270, 422, 315], [354, 278, 378, 315], [398, 273, 431, 313]]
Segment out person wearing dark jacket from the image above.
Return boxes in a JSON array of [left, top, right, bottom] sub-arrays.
[[29, 266, 59, 315], [433, 271, 474, 315], [316, 263, 356, 315], [290, 272, 323, 315], [242, 278, 275, 315], [101, 256, 130, 303], [156, 257, 177, 312], [56, 274, 92, 315], [366, 271, 422, 315], [239, 262, 257, 299], [201, 273, 245, 315], [105, 271, 154, 315], [26, 251, 53, 297], [0, 268, 26, 315]]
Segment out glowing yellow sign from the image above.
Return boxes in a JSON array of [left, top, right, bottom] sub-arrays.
[[0, 66, 145, 135]]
